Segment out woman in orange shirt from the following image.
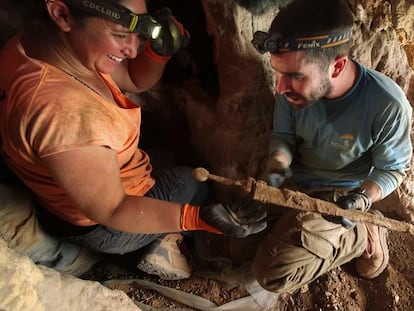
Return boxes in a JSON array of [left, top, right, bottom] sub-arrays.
[[0, 0, 266, 280]]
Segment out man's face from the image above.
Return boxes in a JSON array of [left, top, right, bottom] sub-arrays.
[[270, 51, 332, 110]]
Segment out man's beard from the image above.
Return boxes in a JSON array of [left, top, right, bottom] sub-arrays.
[[287, 75, 333, 111]]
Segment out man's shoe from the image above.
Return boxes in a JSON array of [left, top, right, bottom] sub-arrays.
[[137, 233, 191, 280], [355, 210, 389, 279]]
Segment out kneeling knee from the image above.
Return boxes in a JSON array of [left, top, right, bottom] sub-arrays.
[[252, 257, 309, 293], [252, 259, 287, 293]]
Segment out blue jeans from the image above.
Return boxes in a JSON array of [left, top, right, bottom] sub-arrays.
[[69, 166, 208, 254]]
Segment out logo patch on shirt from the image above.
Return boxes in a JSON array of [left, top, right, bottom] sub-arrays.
[[329, 133, 355, 152]]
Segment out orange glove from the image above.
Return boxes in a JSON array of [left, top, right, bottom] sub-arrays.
[[180, 198, 267, 238], [180, 204, 222, 234]]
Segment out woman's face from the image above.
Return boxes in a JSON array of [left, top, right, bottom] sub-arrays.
[[66, 0, 147, 74]]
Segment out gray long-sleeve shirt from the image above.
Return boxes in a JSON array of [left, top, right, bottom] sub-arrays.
[[270, 61, 412, 197]]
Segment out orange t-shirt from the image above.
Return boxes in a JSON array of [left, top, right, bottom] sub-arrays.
[[0, 35, 155, 226]]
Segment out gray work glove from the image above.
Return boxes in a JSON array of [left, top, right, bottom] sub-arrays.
[[150, 7, 190, 56], [200, 197, 267, 238], [327, 188, 372, 229], [260, 153, 292, 188]]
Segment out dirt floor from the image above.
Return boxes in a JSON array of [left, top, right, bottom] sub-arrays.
[[81, 207, 414, 311]]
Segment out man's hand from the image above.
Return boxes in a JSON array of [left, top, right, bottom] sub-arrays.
[[150, 7, 190, 57], [260, 152, 291, 188], [329, 188, 372, 228], [336, 188, 372, 211]]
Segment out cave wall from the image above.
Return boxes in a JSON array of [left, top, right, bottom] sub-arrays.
[[148, 0, 414, 212]]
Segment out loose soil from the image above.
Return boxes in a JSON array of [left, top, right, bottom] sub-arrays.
[[82, 209, 414, 311]]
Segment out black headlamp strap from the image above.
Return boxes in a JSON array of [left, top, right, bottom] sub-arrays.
[[278, 29, 353, 51], [252, 28, 353, 54], [66, 0, 160, 37]]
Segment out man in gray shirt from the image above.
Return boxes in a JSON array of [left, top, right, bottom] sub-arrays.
[[250, 0, 412, 293]]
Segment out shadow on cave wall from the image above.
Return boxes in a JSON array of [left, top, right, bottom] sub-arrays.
[[139, 0, 220, 170]]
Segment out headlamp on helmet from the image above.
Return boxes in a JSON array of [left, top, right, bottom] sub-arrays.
[[67, 0, 162, 39]]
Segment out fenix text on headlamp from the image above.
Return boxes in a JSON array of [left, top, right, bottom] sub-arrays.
[[251, 28, 353, 54], [66, 0, 162, 39]]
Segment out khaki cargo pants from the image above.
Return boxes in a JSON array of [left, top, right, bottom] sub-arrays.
[[251, 187, 368, 293], [0, 183, 80, 270]]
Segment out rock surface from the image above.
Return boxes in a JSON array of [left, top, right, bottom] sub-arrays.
[[0, 238, 141, 311]]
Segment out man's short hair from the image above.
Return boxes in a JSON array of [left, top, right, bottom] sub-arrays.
[[269, 0, 354, 65]]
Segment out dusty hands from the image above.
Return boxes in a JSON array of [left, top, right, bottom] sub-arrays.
[[336, 188, 372, 211], [328, 188, 372, 228], [150, 7, 190, 56], [260, 153, 291, 188]]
